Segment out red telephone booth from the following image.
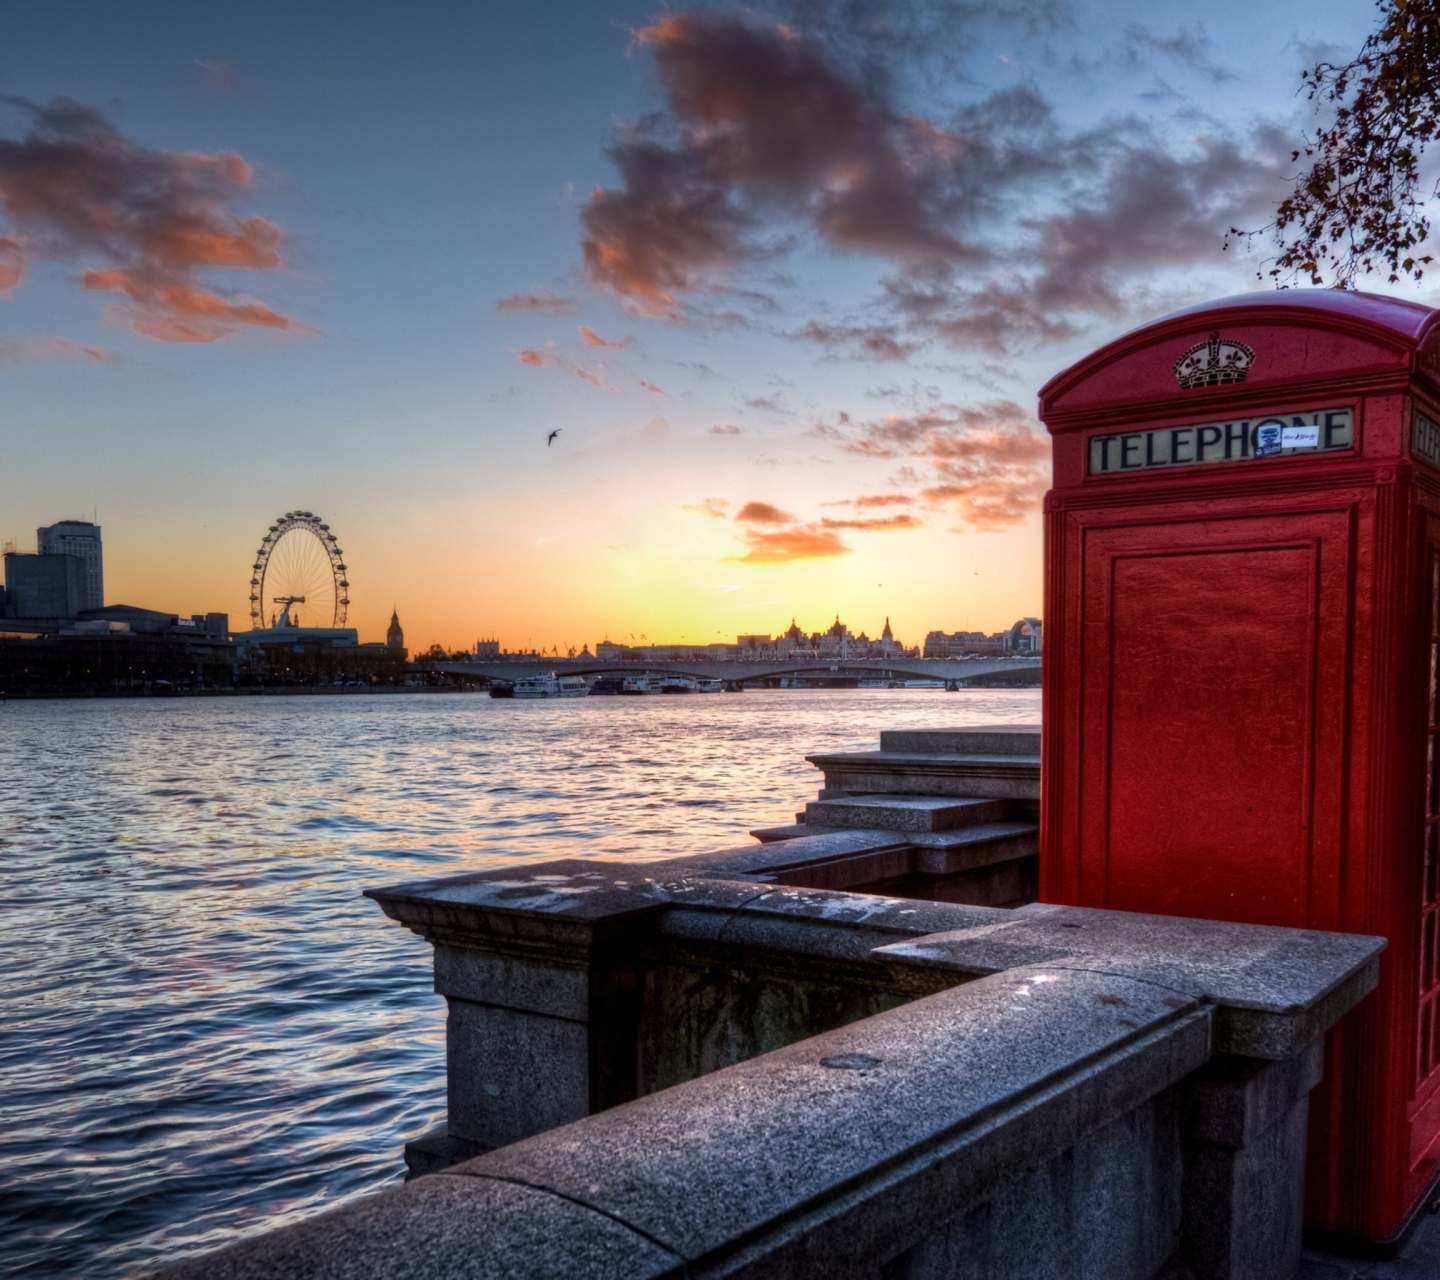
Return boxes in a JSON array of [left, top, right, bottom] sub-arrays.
[[1038, 290, 1440, 1244]]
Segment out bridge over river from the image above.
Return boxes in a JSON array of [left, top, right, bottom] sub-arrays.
[[436, 655, 1040, 689]]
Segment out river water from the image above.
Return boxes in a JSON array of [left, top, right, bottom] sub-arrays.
[[0, 687, 1041, 1277]]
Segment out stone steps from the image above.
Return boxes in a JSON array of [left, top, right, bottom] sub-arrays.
[[767, 821, 1037, 874], [804, 751, 1041, 803], [803, 725, 1042, 805], [749, 726, 1042, 907], [879, 726, 1040, 755], [803, 794, 1008, 833], [721, 820, 1038, 895]]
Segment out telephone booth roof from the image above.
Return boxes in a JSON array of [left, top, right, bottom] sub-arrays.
[[1039, 289, 1440, 428]]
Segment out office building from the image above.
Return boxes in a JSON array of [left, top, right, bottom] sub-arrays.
[[3, 552, 87, 619], [37, 521, 103, 610]]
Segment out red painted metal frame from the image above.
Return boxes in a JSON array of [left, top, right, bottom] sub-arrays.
[[1038, 291, 1440, 1242]]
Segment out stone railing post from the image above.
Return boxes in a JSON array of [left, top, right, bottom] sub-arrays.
[[873, 901, 1382, 1280], [366, 860, 670, 1174], [1180, 1044, 1323, 1280]]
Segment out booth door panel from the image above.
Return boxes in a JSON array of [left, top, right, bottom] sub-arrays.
[[1078, 510, 1353, 928], [1410, 522, 1440, 1196]]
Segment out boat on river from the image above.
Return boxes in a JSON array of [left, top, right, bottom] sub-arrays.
[[618, 676, 651, 695], [512, 674, 565, 698], [555, 675, 588, 697], [695, 678, 723, 693], [658, 676, 696, 694]]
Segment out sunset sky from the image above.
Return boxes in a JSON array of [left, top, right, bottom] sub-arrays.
[[0, 0, 1407, 650]]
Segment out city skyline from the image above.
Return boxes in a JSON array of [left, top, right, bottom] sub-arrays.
[[0, 0, 1409, 649], [4, 510, 1027, 653]]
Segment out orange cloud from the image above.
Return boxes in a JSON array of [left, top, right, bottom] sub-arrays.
[[496, 288, 578, 316], [0, 335, 116, 366], [580, 325, 632, 349], [735, 501, 796, 524], [820, 514, 922, 531], [920, 475, 1051, 530], [680, 497, 731, 517], [513, 344, 616, 390], [727, 527, 851, 563], [818, 399, 1049, 530], [638, 379, 666, 394], [0, 236, 24, 293], [853, 492, 912, 508], [83, 270, 295, 343], [0, 96, 302, 342]]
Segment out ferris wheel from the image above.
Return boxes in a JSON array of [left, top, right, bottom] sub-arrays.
[[249, 511, 349, 630]]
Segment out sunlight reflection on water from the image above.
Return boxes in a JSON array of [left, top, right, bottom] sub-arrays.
[[0, 686, 1040, 1277]]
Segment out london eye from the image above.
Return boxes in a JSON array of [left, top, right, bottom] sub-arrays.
[[249, 511, 349, 629]]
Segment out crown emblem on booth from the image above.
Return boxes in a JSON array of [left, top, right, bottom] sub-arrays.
[[1173, 332, 1255, 390]]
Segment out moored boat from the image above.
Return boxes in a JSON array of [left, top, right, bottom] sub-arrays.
[[695, 678, 723, 693], [658, 676, 696, 694], [555, 675, 589, 697], [588, 676, 625, 695], [513, 674, 560, 698], [618, 676, 651, 695]]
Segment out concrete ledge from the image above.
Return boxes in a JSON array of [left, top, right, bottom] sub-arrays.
[[804, 794, 1008, 832], [164, 967, 1208, 1280], [879, 725, 1042, 754], [159, 1166, 684, 1280], [455, 967, 1209, 1276], [871, 902, 1384, 1059], [659, 825, 1037, 895], [805, 752, 1043, 801]]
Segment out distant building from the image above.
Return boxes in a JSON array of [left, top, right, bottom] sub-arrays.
[[475, 637, 500, 658], [240, 624, 359, 652], [3, 552, 87, 619], [1005, 618, 1042, 654], [37, 520, 103, 610], [71, 605, 229, 636], [386, 608, 405, 654], [773, 616, 917, 661], [924, 630, 989, 658], [879, 617, 899, 658], [923, 619, 1042, 658], [582, 616, 918, 664]]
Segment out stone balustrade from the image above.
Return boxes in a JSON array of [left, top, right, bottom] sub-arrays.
[[164, 856, 1381, 1280], [159, 726, 1387, 1279]]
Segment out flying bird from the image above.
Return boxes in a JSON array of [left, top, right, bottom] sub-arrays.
[[547, 429, 561, 447]]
